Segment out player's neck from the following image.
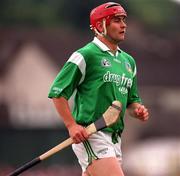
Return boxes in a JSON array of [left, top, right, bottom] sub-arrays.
[[97, 35, 118, 53]]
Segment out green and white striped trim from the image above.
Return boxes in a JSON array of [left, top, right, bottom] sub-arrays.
[[83, 140, 98, 164], [133, 65, 137, 77], [67, 52, 86, 84]]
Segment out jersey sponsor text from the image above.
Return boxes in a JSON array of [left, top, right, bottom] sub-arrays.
[[103, 71, 132, 94]]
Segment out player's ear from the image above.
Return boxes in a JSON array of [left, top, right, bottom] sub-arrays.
[[95, 21, 103, 33]]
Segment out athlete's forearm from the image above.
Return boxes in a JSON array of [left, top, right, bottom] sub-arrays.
[[52, 97, 76, 128], [52, 97, 89, 143]]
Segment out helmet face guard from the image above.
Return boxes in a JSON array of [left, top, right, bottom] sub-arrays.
[[90, 2, 127, 34]]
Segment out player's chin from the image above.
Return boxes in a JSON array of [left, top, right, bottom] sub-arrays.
[[117, 34, 125, 41]]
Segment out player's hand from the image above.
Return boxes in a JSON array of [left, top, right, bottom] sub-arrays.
[[68, 123, 89, 144], [134, 104, 149, 121]]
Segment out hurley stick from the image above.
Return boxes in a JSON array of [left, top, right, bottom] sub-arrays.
[[8, 100, 122, 176]]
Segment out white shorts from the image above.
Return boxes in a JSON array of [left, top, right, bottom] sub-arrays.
[[72, 131, 122, 172]]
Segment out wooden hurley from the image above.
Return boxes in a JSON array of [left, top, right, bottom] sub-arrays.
[[8, 100, 122, 176]]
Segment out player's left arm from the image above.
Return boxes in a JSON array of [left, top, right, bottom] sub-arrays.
[[126, 58, 149, 121], [127, 102, 149, 121]]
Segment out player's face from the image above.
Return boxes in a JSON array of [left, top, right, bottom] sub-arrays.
[[106, 15, 127, 43]]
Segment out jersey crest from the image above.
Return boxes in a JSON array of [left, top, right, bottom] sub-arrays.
[[101, 58, 111, 67], [125, 61, 132, 73]]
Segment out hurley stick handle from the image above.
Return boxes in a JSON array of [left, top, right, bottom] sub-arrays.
[[8, 100, 122, 176]]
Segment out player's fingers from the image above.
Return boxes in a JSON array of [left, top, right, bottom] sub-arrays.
[[135, 105, 143, 114], [73, 130, 88, 143], [82, 128, 89, 139], [81, 128, 90, 141], [142, 108, 148, 115], [138, 105, 145, 114], [141, 112, 149, 121], [144, 112, 149, 119], [139, 106, 149, 116], [134, 108, 140, 115], [72, 133, 83, 144], [78, 126, 89, 140]]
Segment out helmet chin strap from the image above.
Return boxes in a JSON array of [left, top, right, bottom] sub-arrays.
[[93, 18, 107, 37], [102, 19, 118, 45], [93, 18, 118, 45], [102, 18, 107, 36]]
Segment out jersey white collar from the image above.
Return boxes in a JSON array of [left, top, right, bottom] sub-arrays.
[[92, 37, 120, 56]]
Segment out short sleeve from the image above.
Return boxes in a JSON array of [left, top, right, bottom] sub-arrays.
[[127, 71, 142, 105], [48, 52, 86, 99]]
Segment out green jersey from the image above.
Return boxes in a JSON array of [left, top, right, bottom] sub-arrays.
[[48, 37, 141, 135]]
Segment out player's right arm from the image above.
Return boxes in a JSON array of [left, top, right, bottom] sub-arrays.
[[48, 52, 88, 143], [52, 97, 89, 143]]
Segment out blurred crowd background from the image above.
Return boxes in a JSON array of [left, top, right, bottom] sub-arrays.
[[0, 0, 180, 175]]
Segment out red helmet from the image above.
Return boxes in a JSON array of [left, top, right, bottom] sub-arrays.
[[90, 2, 127, 29]]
